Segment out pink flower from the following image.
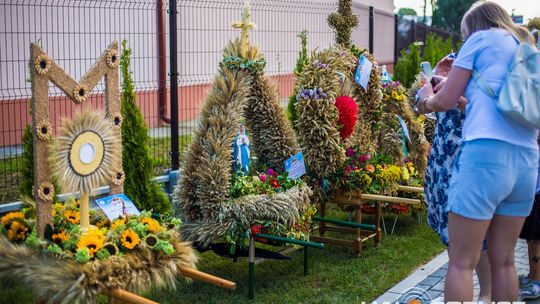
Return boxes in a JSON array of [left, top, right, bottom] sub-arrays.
[[266, 168, 274, 176], [346, 147, 355, 157], [259, 175, 267, 182], [358, 154, 372, 163], [345, 165, 352, 174]]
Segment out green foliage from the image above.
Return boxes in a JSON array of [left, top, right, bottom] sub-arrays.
[[398, 8, 417, 16], [288, 30, 309, 127], [394, 33, 459, 87], [294, 30, 309, 75], [394, 43, 421, 88], [422, 33, 455, 67], [228, 171, 303, 200], [432, 0, 475, 33], [120, 40, 171, 214], [19, 125, 34, 198]]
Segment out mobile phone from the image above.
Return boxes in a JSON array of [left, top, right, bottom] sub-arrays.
[[420, 61, 437, 87]]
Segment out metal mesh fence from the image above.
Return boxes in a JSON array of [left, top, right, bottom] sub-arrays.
[[0, 0, 400, 203]]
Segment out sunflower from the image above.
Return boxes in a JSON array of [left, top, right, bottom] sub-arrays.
[[52, 230, 70, 244], [141, 217, 162, 233], [1, 212, 25, 228], [110, 218, 126, 230], [77, 232, 105, 257], [64, 210, 80, 225], [121, 229, 140, 249], [51, 203, 64, 217], [7, 222, 28, 241]]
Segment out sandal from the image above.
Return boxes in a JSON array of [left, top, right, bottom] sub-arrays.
[[520, 281, 540, 300]]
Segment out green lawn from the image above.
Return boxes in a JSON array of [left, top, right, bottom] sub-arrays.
[[0, 212, 444, 304]]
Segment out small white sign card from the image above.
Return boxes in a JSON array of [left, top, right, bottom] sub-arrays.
[[355, 54, 373, 91], [95, 193, 140, 221], [396, 115, 412, 143], [284, 152, 306, 180]]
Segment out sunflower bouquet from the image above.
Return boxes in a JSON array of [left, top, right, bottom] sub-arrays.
[[0, 197, 181, 263]]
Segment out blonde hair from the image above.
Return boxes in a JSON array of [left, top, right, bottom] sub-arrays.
[[461, 1, 533, 43]]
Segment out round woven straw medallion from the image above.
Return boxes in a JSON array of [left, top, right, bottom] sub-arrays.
[[69, 131, 105, 176]]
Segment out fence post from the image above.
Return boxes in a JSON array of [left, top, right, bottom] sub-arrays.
[[369, 6, 374, 54], [169, 0, 180, 170], [411, 20, 416, 42], [394, 14, 398, 64]]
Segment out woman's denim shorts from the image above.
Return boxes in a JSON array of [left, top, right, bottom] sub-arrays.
[[447, 139, 539, 220]]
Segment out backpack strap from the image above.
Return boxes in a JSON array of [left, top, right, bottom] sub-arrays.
[[472, 70, 498, 98]]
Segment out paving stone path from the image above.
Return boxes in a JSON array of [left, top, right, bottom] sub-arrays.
[[375, 239, 540, 303]]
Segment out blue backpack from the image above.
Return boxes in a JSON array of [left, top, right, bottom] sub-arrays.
[[473, 36, 540, 129]]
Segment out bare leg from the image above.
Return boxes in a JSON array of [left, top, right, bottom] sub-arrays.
[[486, 215, 526, 301], [528, 240, 540, 281], [476, 250, 491, 303], [445, 212, 490, 301]]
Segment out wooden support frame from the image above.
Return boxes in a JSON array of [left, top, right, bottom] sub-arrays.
[[314, 191, 421, 256]]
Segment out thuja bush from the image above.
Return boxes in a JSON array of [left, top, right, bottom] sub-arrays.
[[120, 40, 171, 214]]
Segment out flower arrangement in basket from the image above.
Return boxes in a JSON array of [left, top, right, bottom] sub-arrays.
[[224, 169, 316, 251]]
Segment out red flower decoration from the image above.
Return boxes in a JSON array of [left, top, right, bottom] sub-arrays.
[[345, 165, 352, 174], [251, 225, 263, 235], [335, 95, 358, 140], [270, 179, 280, 188]]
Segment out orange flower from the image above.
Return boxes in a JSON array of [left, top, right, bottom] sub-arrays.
[[366, 164, 375, 173], [52, 230, 70, 244]]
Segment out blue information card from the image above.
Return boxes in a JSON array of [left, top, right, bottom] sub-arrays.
[[396, 115, 412, 143], [355, 54, 373, 91], [284, 152, 306, 180], [95, 193, 140, 221]]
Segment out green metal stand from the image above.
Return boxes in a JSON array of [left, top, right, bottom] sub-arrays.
[[248, 237, 255, 300], [312, 216, 376, 231], [304, 247, 308, 276]]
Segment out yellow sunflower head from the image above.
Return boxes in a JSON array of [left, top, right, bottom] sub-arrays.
[[141, 217, 162, 233], [1, 212, 25, 229], [7, 221, 29, 241], [64, 210, 80, 225], [52, 230, 70, 244], [121, 229, 140, 250], [77, 232, 105, 257], [110, 218, 126, 231]]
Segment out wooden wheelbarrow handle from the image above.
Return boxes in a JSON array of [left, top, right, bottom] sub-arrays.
[[179, 267, 236, 290], [105, 289, 158, 304]]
